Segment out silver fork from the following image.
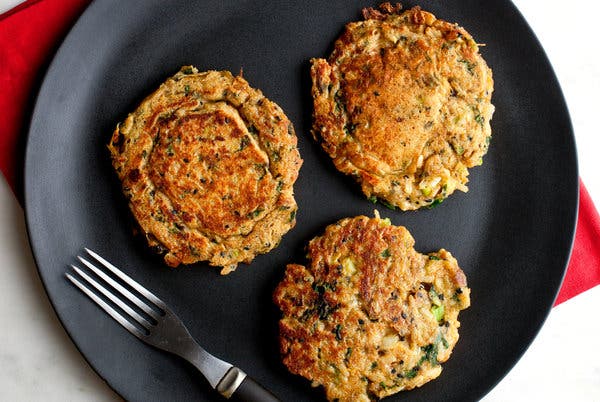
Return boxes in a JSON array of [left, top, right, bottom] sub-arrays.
[[66, 248, 280, 402]]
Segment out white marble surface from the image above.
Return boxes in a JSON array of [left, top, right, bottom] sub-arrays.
[[0, 0, 598, 401]]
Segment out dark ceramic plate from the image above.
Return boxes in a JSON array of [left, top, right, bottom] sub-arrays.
[[24, 1, 578, 401]]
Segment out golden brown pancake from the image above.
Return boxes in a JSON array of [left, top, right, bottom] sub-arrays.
[[108, 66, 302, 274], [311, 3, 494, 210], [274, 212, 470, 401]]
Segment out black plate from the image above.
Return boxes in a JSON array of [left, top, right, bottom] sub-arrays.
[[24, 1, 578, 401]]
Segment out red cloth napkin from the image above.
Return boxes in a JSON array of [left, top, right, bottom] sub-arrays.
[[554, 181, 600, 305], [0, 0, 89, 198], [1, 0, 599, 305]]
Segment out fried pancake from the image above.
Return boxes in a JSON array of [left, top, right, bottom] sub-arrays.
[[311, 3, 494, 210], [108, 67, 302, 274], [274, 213, 470, 401]]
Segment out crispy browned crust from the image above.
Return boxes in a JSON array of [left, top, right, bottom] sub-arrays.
[[274, 213, 470, 401], [108, 67, 302, 274], [311, 4, 494, 210]]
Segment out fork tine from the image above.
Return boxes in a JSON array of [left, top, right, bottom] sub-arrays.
[[77, 256, 160, 319], [71, 265, 152, 330], [66, 272, 146, 339], [84, 248, 165, 309]]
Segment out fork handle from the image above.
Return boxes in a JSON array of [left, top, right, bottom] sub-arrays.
[[228, 376, 281, 402], [217, 367, 280, 402]]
